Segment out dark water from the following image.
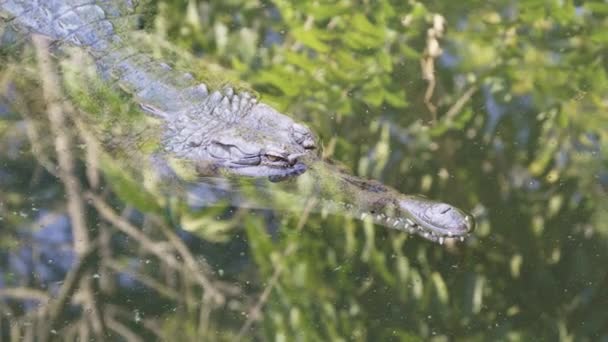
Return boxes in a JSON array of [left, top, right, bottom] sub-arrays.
[[1, 1, 607, 340]]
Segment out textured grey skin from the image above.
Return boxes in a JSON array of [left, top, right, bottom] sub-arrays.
[[0, 0, 475, 243], [1, 0, 315, 178]]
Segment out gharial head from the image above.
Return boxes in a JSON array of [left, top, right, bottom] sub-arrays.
[[164, 88, 318, 180]]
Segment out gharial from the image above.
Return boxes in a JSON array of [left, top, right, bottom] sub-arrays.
[[0, 0, 475, 244]]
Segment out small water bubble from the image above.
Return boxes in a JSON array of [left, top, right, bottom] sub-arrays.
[[134, 310, 142, 323]]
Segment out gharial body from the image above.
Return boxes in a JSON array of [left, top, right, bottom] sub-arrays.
[[0, 0, 475, 243]]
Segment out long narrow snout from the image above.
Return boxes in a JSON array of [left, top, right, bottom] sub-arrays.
[[305, 161, 475, 243]]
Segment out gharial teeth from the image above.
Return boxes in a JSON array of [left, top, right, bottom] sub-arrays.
[[459, 236, 465, 242], [393, 220, 400, 227], [439, 237, 444, 245], [406, 218, 415, 226], [361, 213, 367, 220]]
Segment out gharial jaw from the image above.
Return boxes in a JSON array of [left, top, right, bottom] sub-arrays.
[[322, 195, 474, 244], [308, 162, 475, 244]]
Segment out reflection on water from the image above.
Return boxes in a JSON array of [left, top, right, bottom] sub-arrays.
[[1, 0, 607, 340]]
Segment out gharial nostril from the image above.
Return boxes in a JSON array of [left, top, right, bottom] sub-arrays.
[[440, 207, 452, 214]]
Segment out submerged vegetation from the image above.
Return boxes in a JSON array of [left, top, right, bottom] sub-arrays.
[[1, 0, 607, 340]]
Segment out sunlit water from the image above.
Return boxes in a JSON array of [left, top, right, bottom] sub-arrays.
[[1, 1, 607, 340]]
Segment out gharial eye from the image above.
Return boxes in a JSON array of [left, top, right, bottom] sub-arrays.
[[265, 154, 285, 162]]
